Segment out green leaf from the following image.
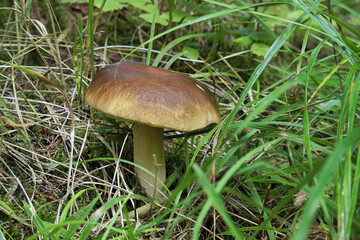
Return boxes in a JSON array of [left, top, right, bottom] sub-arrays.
[[233, 36, 253, 47], [251, 43, 270, 57], [183, 46, 200, 60], [139, 13, 168, 25], [0, 200, 15, 215], [23, 202, 54, 238], [61, 196, 100, 239], [126, 0, 152, 12], [100, 0, 124, 11], [160, 10, 195, 23], [60, 0, 125, 11]]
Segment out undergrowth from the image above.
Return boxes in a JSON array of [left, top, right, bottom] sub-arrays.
[[0, 0, 359, 239]]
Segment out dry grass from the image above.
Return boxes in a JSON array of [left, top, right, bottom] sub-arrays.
[[1, 0, 360, 239]]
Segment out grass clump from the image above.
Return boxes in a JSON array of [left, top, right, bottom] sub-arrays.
[[0, 0, 360, 239]]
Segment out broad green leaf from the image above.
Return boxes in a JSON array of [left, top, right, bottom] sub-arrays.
[[101, 0, 124, 11], [251, 43, 270, 57], [139, 13, 168, 25], [60, 0, 125, 11], [160, 10, 195, 23], [127, 0, 152, 12], [183, 46, 200, 60], [233, 36, 253, 46]]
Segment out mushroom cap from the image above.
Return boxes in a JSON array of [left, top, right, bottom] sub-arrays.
[[85, 62, 221, 131]]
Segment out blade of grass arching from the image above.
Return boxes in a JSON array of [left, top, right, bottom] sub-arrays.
[[164, 52, 185, 69], [333, 1, 360, 19], [292, 128, 360, 239], [337, 63, 360, 142], [152, 33, 212, 67], [340, 147, 352, 238], [121, 2, 282, 62], [192, 139, 281, 239], [344, 66, 360, 238], [193, 164, 244, 239], [252, 132, 358, 238], [320, 11, 360, 40], [56, 189, 96, 239], [161, 193, 182, 239], [335, 63, 360, 238], [27, 221, 124, 240], [210, 75, 301, 238], [207, 0, 325, 59], [304, 41, 325, 169], [244, 173, 275, 240], [222, 68, 302, 153], [309, 56, 352, 103], [215, 142, 242, 173], [216, 12, 307, 150], [175, 123, 220, 191], [293, 0, 355, 65], [206, 0, 277, 40], [60, 196, 100, 240], [146, 0, 158, 65], [58, 188, 95, 223], [80, 198, 124, 239], [215, 73, 301, 177], [99, 196, 135, 240], [23, 202, 54, 238], [350, 148, 360, 237]]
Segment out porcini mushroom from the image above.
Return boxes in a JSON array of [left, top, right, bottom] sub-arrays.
[[85, 62, 221, 199]]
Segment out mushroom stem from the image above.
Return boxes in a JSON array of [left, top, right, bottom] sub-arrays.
[[133, 123, 166, 199]]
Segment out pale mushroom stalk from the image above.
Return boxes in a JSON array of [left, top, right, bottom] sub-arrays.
[[133, 123, 166, 199]]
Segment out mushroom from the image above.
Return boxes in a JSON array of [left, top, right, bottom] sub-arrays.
[[85, 62, 221, 199]]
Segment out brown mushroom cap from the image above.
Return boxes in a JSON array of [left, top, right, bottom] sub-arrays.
[[85, 62, 221, 131]]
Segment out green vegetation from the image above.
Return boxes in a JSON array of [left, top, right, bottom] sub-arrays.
[[0, 0, 359, 239]]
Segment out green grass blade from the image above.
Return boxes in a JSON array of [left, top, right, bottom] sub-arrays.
[[216, 12, 307, 149], [193, 139, 281, 238], [304, 41, 325, 168], [79, 195, 133, 240], [122, 2, 283, 62], [87, 0, 95, 78], [146, 0, 158, 65], [61, 195, 100, 239], [292, 128, 360, 239], [152, 33, 212, 67], [193, 164, 244, 239]]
